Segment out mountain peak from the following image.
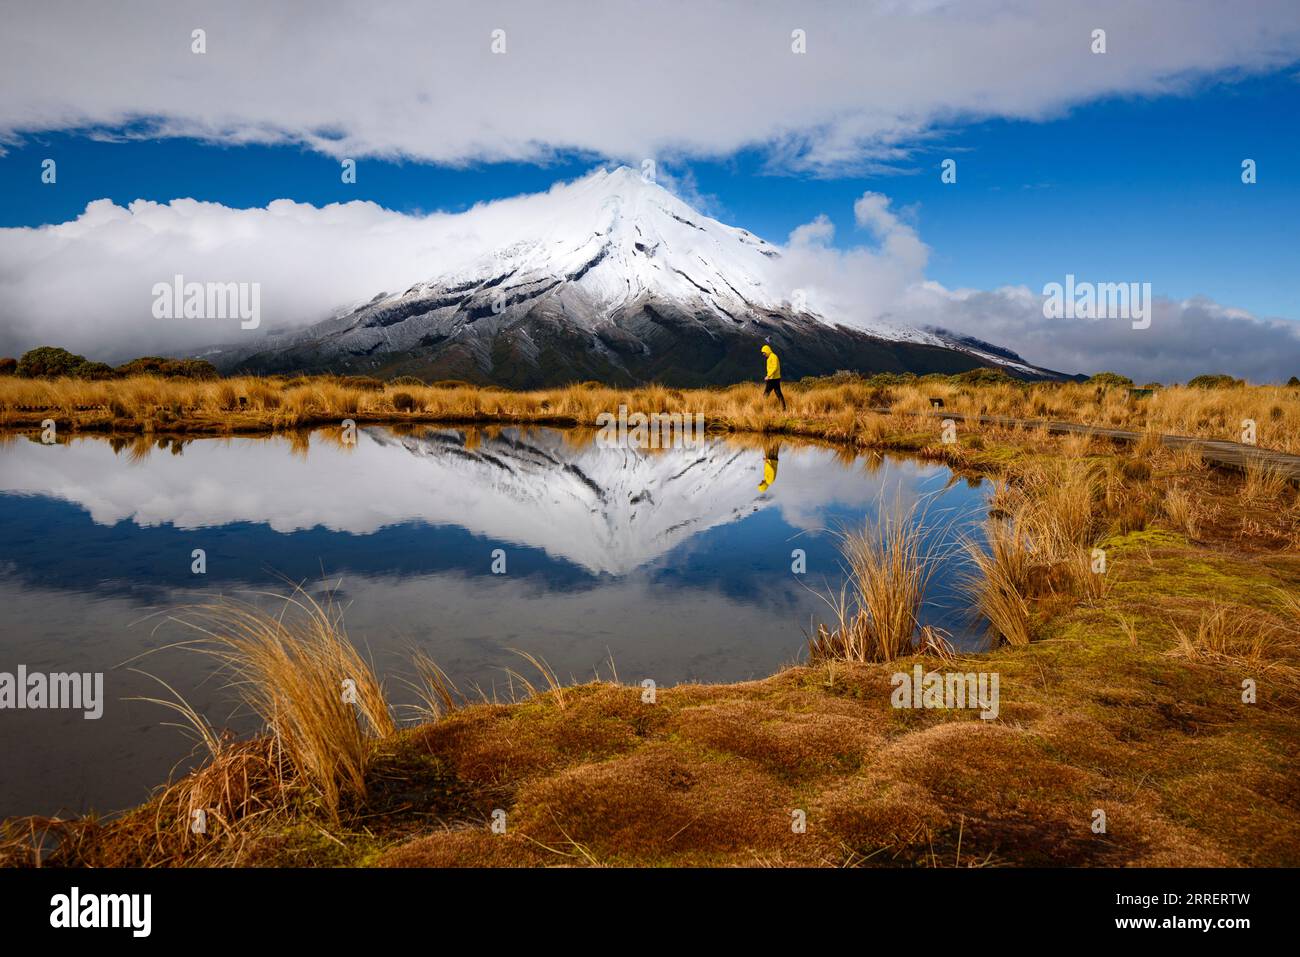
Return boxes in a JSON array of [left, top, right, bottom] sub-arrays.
[[572, 166, 698, 226], [596, 164, 654, 188], [221, 171, 1062, 386], [601, 164, 644, 182], [573, 165, 688, 218]]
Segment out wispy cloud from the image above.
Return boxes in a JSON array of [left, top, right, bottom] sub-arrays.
[[3, 1, 1298, 172]]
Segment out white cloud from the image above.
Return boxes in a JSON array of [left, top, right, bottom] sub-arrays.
[[0, 179, 611, 359], [771, 193, 929, 330], [2, 1, 1299, 172], [763, 193, 1300, 383], [887, 282, 1300, 383], [0, 197, 443, 358], [1, 174, 1296, 382]]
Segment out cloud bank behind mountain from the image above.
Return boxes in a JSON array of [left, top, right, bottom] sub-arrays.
[[1, 175, 1296, 381]]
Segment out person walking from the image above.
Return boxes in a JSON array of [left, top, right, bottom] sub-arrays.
[[760, 342, 786, 410]]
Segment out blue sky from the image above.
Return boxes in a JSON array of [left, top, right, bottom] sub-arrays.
[[3, 0, 1299, 380], [3, 71, 1295, 320]]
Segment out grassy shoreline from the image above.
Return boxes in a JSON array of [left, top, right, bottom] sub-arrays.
[[2, 386, 1299, 867], [3, 374, 1300, 453]]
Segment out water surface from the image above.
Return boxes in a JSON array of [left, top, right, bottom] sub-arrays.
[[0, 425, 988, 817]]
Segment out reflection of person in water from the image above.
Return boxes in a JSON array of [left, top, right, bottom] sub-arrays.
[[758, 444, 780, 492]]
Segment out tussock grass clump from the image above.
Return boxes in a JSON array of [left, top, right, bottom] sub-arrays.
[[168, 592, 396, 820], [1164, 444, 1206, 474], [1020, 462, 1102, 555], [963, 516, 1034, 647], [810, 502, 951, 663], [405, 650, 463, 722], [990, 460, 1111, 601], [963, 457, 1127, 647], [1171, 603, 1292, 666], [1, 697, 299, 867], [505, 650, 570, 710], [1059, 432, 1096, 458], [1163, 484, 1199, 539], [1242, 459, 1292, 505]]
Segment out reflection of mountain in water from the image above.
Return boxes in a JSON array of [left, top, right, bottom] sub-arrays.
[[374, 427, 770, 574], [0, 426, 972, 580], [0, 426, 994, 824], [0, 427, 823, 577]]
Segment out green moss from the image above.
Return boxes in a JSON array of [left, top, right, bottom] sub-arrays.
[[244, 822, 381, 867], [1102, 528, 1189, 552]]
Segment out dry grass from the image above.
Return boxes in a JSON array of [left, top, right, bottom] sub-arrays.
[[1242, 459, 1292, 505], [1021, 461, 1103, 552], [504, 650, 569, 711], [809, 502, 952, 663], [165, 592, 396, 820], [1276, 587, 1300, 628], [404, 650, 463, 722], [1163, 484, 1199, 539], [1134, 426, 1164, 459], [963, 516, 1034, 647], [961, 455, 1136, 647], [989, 460, 1114, 600], [1165, 444, 1207, 474], [1171, 604, 1293, 666], [4, 374, 1300, 453]]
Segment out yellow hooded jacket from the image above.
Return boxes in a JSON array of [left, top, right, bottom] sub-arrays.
[[761, 344, 781, 380]]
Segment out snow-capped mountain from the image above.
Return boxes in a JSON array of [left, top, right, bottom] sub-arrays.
[[218, 167, 1061, 385]]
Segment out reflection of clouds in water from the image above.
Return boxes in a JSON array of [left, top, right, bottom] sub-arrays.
[[0, 429, 965, 576], [314, 569, 815, 685], [0, 564, 816, 817], [0, 577, 240, 818], [0, 431, 988, 820], [764, 446, 955, 535]]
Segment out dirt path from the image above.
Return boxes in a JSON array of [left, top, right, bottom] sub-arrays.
[[874, 407, 1300, 480]]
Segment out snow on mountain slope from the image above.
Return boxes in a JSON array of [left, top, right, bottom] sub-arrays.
[[221, 167, 1057, 385], [362, 166, 931, 341]]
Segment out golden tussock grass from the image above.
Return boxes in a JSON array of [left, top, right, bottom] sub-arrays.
[[4, 374, 1300, 453], [2, 591, 413, 866], [1171, 603, 1296, 669], [1163, 484, 1200, 539], [809, 501, 953, 663], [963, 515, 1035, 647], [960, 455, 1140, 648], [1242, 459, 1292, 505], [403, 650, 463, 723], [159, 592, 396, 822]]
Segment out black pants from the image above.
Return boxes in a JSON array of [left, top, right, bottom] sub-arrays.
[[764, 378, 786, 409]]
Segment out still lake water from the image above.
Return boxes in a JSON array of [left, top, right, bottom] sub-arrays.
[[0, 425, 989, 818]]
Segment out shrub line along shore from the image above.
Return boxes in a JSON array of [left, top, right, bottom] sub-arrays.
[[1, 373, 1298, 867]]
